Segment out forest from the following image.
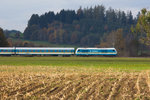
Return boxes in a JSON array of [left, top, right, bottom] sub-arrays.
[[1, 5, 150, 56], [24, 5, 137, 46]]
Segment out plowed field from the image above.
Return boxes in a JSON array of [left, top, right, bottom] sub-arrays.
[[0, 68, 150, 100], [0, 57, 150, 99]]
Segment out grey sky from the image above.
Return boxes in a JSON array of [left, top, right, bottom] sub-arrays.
[[0, 0, 149, 32]]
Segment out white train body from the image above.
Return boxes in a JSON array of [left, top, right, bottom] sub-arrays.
[[15, 47, 75, 55], [0, 47, 117, 56]]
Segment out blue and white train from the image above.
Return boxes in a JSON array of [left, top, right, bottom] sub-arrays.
[[76, 48, 117, 56], [0, 47, 117, 56]]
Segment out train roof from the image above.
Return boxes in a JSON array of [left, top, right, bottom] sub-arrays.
[[15, 47, 75, 50], [76, 48, 116, 50], [0, 47, 15, 49]]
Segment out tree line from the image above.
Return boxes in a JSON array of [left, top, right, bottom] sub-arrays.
[[24, 5, 137, 47]]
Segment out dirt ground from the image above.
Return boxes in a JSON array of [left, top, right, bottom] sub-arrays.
[[0, 69, 150, 100]]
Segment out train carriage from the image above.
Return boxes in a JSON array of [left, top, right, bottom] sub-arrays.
[[0, 47, 117, 56], [75, 48, 117, 56], [0, 47, 15, 55], [15, 47, 75, 55]]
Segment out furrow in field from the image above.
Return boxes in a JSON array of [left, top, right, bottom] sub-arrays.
[[52, 75, 87, 99], [95, 75, 119, 100], [118, 73, 138, 100], [49, 75, 89, 99], [90, 74, 118, 100], [92, 79, 106, 100], [50, 81, 73, 100], [106, 75, 122, 100], [135, 73, 142, 99], [107, 74, 131, 100], [28, 77, 63, 96], [78, 80, 99, 100], [74, 75, 99, 100], [45, 75, 78, 98], [7, 83, 37, 97], [78, 75, 104, 100], [146, 71, 150, 92], [25, 75, 68, 99], [138, 72, 150, 100], [64, 75, 96, 100]]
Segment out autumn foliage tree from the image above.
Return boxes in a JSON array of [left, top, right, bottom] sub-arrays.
[[100, 29, 126, 56], [131, 8, 150, 45]]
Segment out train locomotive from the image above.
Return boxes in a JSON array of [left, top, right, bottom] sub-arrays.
[[0, 47, 117, 56]]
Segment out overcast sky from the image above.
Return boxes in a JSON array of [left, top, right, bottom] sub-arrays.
[[0, 0, 149, 32]]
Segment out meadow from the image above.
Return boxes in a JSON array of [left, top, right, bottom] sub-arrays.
[[0, 57, 150, 70], [0, 57, 150, 99]]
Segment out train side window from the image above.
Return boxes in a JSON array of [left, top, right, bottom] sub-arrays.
[[82, 50, 88, 52], [102, 50, 107, 52]]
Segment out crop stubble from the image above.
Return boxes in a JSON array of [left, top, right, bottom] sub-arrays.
[[0, 68, 150, 100]]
